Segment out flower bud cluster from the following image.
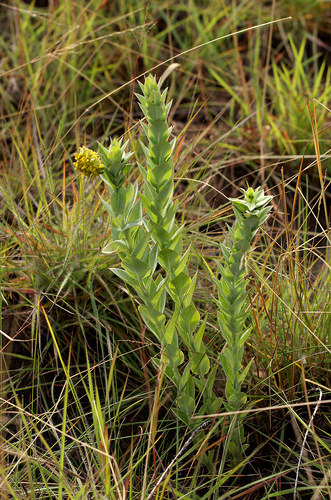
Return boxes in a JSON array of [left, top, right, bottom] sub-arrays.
[[73, 146, 104, 179]]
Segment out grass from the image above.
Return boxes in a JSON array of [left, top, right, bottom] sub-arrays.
[[1, 0, 331, 498]]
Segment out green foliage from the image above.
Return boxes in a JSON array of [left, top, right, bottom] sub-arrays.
[[212, 186, 272, 463], [99, 138, 134, 190], [80, 78, 273, 469], [92, 75, 220, 426], [2, 2, 331, 497]]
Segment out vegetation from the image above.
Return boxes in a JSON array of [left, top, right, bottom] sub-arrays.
[[0, 0, 331, 498]]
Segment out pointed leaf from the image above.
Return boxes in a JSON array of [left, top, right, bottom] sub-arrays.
[[168, 272, 191, 299], [131, 231, 151, 260], [102, 240, 127, 254], [193, 316, 207, 352], [148, 120, 169, 144], [139, 305, 165, 341], [182, 272, 198, 308], [110, 186, 126, 217], [174, 246, 191, 276], [139, 193, 162, 223], [124, 181, 138, 219], [110, 267, 139, 288], [150, 140, 172, 164], [190, 352, 210, 376], [98, 194, 115, 218], [163, 313, 178, 345], [147, 162, 172, 190], [158, 248, 181, 272], [163, 343, 184, 370], [121, 219, 143, 231], [152, 224, 171, 248], [219, 353, 235, 385], [178, 305, 200, 335], [177, 396, 195, 416], [237, 358, 254, 384], [122, 256, 151, 280], [147, 104, 166, 123], [154, 180, 173, 212]]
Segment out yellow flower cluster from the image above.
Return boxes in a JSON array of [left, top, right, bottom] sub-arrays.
[[73, 146, 103, 179]]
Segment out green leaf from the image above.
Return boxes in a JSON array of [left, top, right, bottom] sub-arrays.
[[121, 219, 143, 231], [110, 186, 126, 217], [237, 358, 254, 384], [158, 248, 181, 272], [122, 256, 151, 280], [219, 353, 235, 385], [123, 181, 138, 219], [178, 305, 200, 336], [220, 243, 231, 262], [186, 375, 195, 400], [138, 162, 148, 183], [131, 231, 151, 260], [110, 267, 139, 288], [234, 225, 252, 243], [139, 141, 153, 168], [149, 121, 169, 144], [98, 194, 115, 218], [139, 194, 162, 223], [145, 279, 166, 312], [150, 140, 172, 164], [225, 346, 243, 374], [128, 198, 142, 222], [147, 104, 166, 123], [172, 408, 190, 425], [152, 224, 171, 249], [149, 88, 163, 106], [163, 343, 184, 370], [193, 316, 207, 352], [178, 363, 195, 399], [205, 366, 218, 399], [102, 240, 127, 254], [177, 396, 195, 416], [233, 238, 250, 253], [225, 261, 246, 282], [162, 202, 177, 232], [165, 101, 173, 116], [168, 225, 184, 253], [98, 142, 110, 165], [174, 246, 190, 276], [238, 326, 253, 346], [149, 243, 158, 274], [147, 162, 172, 190], [168, 272, 191, 300], [216, 314, 233, 346], [190, 352, 210, 376], [228, 391, 246, 408], [182, 272, 198, 308], [154, 180, 173, 212], [139, 305, 165, 341], [163, 313, 178, 345]]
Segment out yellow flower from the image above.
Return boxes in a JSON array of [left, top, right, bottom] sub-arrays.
[[73, 146, 103, 178]]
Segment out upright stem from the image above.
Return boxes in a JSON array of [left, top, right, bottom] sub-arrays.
[[212, 187, 272, 463]]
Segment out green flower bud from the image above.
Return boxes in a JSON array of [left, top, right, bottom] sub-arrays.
[[229, 186, 273, 215], [98, 138, 134, 189]]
